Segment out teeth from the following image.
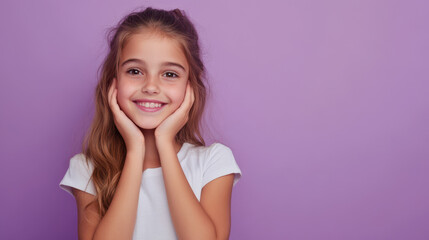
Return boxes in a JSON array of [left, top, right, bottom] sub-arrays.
[[137, 102, 163, 108]]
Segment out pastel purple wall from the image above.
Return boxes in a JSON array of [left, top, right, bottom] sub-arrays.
[[1, 0, 428, 239]]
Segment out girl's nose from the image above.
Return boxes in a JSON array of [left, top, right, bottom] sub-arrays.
[[141, 75, 160, 94]]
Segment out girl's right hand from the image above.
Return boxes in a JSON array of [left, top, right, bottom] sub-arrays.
[[108, 78, 145, 152]]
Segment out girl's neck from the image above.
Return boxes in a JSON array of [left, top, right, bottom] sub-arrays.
[[140, 129, 182, 170]]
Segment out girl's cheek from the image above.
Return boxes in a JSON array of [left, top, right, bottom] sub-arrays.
[[170, 87, 186, 108], [178, 83, 188, 101]]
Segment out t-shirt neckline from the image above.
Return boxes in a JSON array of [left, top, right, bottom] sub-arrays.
[[142, 142, 190, 177]]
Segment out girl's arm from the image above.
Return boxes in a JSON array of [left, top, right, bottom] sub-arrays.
[[72, 188, 100, 240], [74, 78, 145, 239], [92, 150, 144, 240], [157, 140, 216, 240], [73, 150, 144, 240], [157, 140, 234, 240]]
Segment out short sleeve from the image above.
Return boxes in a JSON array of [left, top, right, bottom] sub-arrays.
[[202, 143, 242, 188], [59, 153, 97, 196]]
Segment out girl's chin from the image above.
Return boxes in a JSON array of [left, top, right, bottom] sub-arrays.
[[136, 121, 162, 130]]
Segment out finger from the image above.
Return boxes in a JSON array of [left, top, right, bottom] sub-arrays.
[[175, 92, 188, 121], [108, 87, 119, 114], [174, 82, 192, 116], [178, 83, 190, 112], [108, 84, 114, 108], [111, 89, 121, 113], [108, 79, 116, 107], [185, 83, 193, 111]]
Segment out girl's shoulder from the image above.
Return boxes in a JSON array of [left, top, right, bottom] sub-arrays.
[[185, 142, 234, 158], [186, 142, 242, 188], [59, 153, 96, 196], [68, 153, 95, 173], [184, 142, 237, 169]]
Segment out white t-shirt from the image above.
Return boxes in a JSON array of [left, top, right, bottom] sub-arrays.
[[59, 142, 242, 240]]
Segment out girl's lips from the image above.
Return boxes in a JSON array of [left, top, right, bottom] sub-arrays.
[[135, 102, 166, 112], [134, 99, 166, 104]]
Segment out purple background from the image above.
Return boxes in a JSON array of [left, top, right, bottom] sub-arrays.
[[1, 0, 428, 239]]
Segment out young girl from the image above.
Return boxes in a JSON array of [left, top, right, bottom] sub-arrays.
[[59, 7, 242, 240]]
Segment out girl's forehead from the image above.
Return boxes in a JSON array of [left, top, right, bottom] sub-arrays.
[[120, 32, 188, 69], [123, 31, 183, 52]]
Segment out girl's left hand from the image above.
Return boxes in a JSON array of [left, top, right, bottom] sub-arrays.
[[154, 81, 195, 142]]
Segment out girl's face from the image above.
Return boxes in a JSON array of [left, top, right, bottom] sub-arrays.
[[116, 31, 189, 130]]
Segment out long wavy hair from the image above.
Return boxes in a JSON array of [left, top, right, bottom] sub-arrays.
[[80, 7, 207, 218]]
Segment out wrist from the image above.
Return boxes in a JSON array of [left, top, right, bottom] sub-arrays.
[[126, 139, 145, 154], [155, 137, 175, 149], [126, 148, 145, 158]]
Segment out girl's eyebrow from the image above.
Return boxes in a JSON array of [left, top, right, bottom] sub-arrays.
[[121, 58, 186, 72]]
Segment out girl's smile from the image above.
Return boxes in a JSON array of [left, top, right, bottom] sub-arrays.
[[134, 99, 167, 112]]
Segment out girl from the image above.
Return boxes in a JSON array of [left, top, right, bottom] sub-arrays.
[[59, 7, 242, 240]]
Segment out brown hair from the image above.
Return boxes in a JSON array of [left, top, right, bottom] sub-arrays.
[[81, 7, 207, 218]]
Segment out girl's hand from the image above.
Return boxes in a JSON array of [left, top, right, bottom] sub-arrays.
[[108, 78, 145, 152], [154, 81, 195, 143]]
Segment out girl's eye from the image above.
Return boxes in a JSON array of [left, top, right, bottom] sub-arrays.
[[127, 69, 142, 75], [163, 72, 179, 78]]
